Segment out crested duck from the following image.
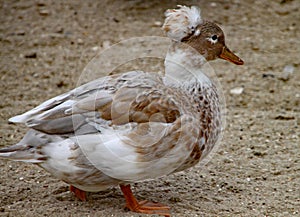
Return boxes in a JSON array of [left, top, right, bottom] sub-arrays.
[[0, 5, 243, 216]]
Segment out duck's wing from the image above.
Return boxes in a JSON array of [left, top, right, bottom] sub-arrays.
[[9, 71, 160, 134], [9, 70, 201, 180], [67, 71, 201, 181]]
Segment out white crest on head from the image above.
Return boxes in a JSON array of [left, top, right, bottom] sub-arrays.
[[163, 5, 203, 41]]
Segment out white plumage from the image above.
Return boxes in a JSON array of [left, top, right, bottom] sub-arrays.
[[163, 5, 203, 41], [0, 5, 243, 216]]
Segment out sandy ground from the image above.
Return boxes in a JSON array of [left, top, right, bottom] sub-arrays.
[[0, 0, 299, 216]]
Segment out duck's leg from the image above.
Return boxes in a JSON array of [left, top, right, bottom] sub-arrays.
[[120, 184, 171, 217], [70, 185, 87, 201]]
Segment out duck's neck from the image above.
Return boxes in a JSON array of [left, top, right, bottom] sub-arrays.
[[164, 41, 211, 87]]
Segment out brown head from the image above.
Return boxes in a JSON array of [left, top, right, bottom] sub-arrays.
[[163, 5, 243, 65]]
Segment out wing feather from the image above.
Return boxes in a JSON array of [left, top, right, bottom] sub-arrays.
[[7, 70, 203, 181], [9, 70, 198, 139], [76, 114, 200, 181]]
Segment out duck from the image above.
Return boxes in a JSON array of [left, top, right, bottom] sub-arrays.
[[0, 5, 243, 217]]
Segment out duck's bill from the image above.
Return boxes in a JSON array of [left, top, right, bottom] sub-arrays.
[[219, 46, 244, 65]]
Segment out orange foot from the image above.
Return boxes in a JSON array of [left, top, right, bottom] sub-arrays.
[[70, 185, 87, 201], [120, 184, 171, 217]]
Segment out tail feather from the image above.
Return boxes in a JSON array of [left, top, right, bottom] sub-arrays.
[[0, 144, 45, 163], [8, 92, 71, 124], [0, 129, 51, 163]]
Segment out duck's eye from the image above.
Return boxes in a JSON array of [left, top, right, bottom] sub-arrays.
[[207, 35, 219, 44], [212, 35, 218, 41]]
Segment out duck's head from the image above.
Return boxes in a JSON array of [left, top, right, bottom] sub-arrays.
[[163, 5, 244, 65]]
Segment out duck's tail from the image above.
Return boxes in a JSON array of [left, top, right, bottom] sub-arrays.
[[0, 130, 49, 163], [0, 144, 44, 163]]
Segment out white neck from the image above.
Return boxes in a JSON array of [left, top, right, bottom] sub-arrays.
[[164, 41, 211, 86]]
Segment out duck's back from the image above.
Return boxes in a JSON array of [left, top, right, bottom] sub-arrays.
[[3, 70, 209, 188]]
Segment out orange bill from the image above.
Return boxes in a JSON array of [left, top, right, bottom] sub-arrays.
[[219, 46, 244, 65]]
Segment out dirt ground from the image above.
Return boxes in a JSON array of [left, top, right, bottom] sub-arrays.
[[0, 0, 299, 216]]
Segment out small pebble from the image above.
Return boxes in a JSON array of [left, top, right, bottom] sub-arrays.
[[278, 65, 294, 81], [102, 40, 111, 49], [36, 2, 46, 7], [283, 64, 294, 74], [24, 52, 37, 58], [77, 38, 84, 45], [210, 2, 217, 7], [251, 45, 259, 51], [230, 87, 244, 95], [16, 30, 26, 36], [112, 17, 120, 23], [274, 115, 295, 120], [39, 9, 50, 16], [91, 46, 100, 51], [223, 158, 233, 163], [55, 27, 64, 34], [276, 9, 289, 16], [262, 73, 275, 78]]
